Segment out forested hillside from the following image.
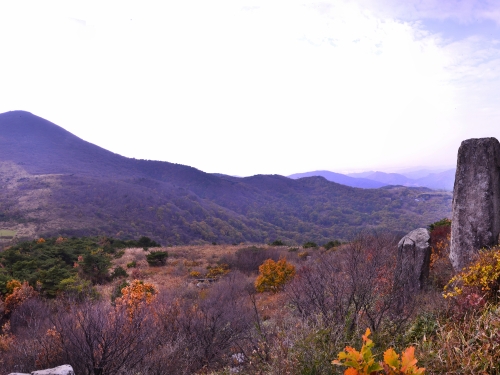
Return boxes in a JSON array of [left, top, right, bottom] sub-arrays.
[[0, 111, 452, 245]]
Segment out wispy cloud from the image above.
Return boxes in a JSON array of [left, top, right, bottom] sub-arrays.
[[0, 0, 499, 175], [361, 0, 500, 24]]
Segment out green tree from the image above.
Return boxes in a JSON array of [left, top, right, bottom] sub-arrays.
[[79, 249, 111, 284], [146, 250, 168, 266]]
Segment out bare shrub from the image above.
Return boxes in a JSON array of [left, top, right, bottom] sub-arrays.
[[286, 232, 414, 338], [9, 297, 50, 335], [150, 272, 254, 374], [1, 298, 55, 374], [52, 299, 158, 375]]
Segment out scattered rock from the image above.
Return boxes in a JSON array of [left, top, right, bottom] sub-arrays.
[[395, 228, 431, 291], [8, 365, 75, 375], [450, 137, 500, 271]]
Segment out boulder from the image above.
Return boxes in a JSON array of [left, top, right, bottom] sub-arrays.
[[450, 137, 500, 271], [396, 228, 431, 291], [8, 365, 75, 375], [31, 366, 75, 375]]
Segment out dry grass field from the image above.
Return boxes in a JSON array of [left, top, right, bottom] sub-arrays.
[[100, 243, 298, 316]]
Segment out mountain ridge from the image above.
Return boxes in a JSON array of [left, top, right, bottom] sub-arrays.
[[288, 170, 387, 189], [290, 168, 455, 191], [0, 111, 452, 245]]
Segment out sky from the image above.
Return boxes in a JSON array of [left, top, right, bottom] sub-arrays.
[[1, 0, 500, 177]]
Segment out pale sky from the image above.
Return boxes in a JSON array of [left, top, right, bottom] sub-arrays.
[[1, 0, 499, 176]]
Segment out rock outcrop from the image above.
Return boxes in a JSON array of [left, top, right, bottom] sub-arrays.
[[8, 365, 75, 375], [450, 137, 500, 271], [396, 228, 431, 291]]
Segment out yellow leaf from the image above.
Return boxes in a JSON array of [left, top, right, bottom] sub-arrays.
[[362, 328, 371, 342], [383, 348, 400, 369]]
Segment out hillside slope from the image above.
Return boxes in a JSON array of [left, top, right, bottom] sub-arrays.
[[0, 111, 452, 245]]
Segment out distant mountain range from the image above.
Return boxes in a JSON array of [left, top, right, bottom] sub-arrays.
[[287, 171, 387, 189], [0, 111, 452, 245], [289, 168, 455, 191]]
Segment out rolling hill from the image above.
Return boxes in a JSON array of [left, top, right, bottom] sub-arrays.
[[0, 111, 453, 246]]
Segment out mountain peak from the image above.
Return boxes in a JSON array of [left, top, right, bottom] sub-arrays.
[[0, 110, 124, 177]]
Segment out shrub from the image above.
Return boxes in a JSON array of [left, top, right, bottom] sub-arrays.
[[286, 232, 410, 336], [255, 258, 296, 293], [111, 266, 128, 279], [270, 240, 285, 246], [323, 240, 341, 250], [116, 279, 158, 310], [443, 246, 500, 303], [4, 280, 38, 314], [126, 261, 137, 268], [303, 241, 318, 249], [79, 249, 112, 284], [146, 251, 168, 266], [428, 218, 451, 231], [206, 264, 230, 279], [111, 280, 130, 304], [59, 276, 99, 301], [137, 236, 160, 248], [332, 328, 425, 375], [428, 221, 453, 289], [52, 298, 157, 375]]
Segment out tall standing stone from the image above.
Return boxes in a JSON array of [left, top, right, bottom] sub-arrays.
[[450, 137, 500, 271], [395, 228, 431, 291]]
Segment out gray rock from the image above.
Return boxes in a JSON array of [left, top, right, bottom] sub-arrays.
[[450, 137, 500, 271], [8, 366, 75, 375], [30, 365, 74, 375], [396, 228, 431, 291]]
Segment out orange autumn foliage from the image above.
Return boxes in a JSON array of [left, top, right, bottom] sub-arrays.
[[255, 258, 296, 293], [0, 322, 14, 352], [332, 329, 425, 375], [115, 279, 158, 317], [35, 327, 63, 369], [4, 280, 38, 314]]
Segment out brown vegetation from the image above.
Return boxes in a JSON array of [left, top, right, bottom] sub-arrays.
[[2, 227, 500, 374]]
